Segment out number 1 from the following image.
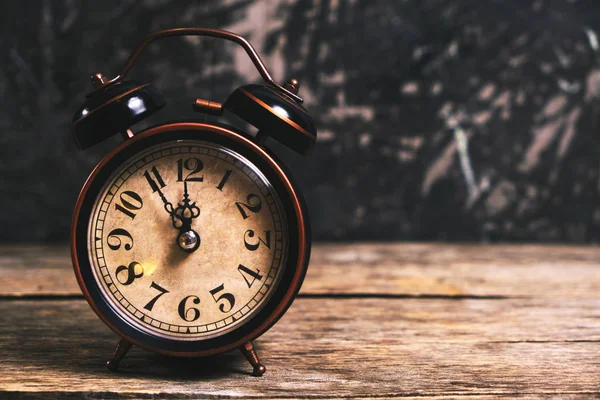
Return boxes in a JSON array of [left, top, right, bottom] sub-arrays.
[[216, 170, 232, 191], [143, 166, 167, 193]]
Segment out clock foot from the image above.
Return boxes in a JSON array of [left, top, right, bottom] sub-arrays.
[[106, 338, 132, 372], [240, 341, 266, 377]]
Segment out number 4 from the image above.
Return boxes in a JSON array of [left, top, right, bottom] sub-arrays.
[[237, 264, 263, 288]]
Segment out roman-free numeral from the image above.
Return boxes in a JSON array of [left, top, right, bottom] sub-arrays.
[[144, 281, 169, 311], [106, 228, 134, 251], [244, 230, 271, 251], [143, 166, 167, 193], [178, 295, 201, 321], [177, 157, 204, 182], [210, 284, 236, 313], [238, 264, 263, 288], [115, 191, 143, 219], [115, 261, 144, 285], [235, 194, 262, 219], [216, 170, 232, 190]]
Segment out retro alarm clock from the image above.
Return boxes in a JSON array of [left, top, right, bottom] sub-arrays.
[[70, 28, 316, 376]]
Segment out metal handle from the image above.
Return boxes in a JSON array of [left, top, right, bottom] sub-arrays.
[[103, 28, 303, 103]]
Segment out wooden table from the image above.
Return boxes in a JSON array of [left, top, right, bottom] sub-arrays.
[[1, 244, 599, 398]]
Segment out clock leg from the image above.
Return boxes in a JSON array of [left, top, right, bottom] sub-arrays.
[[239, 341, 266, 377], [106, 338, 132, 372]]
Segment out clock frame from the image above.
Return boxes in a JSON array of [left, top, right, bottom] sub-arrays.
[[72, 123, 311, 375]]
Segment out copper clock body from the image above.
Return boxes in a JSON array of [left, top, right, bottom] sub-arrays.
[[71, 122, 310, 358]]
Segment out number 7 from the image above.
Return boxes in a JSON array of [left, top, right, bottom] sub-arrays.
[[144, 281, 169, 311]]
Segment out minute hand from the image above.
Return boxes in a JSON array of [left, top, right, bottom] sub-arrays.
[[171, 181, 200, 231]]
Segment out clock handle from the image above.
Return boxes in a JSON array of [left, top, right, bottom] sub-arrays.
[[99, 27, 302, 104], [72, 27, 316, 153]]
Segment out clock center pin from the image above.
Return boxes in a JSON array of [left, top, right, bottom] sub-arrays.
[[178, 230, 200, 252]]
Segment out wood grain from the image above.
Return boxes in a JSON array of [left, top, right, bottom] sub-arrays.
[[1, 299, 599, 398], [2, 243, 600, 298], [2, 244, 600, 398]]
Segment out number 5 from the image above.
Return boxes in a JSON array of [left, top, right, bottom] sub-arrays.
[[210, 284, 236, 313]]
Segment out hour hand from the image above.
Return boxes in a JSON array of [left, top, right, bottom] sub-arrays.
[[144, 166, 177, 219], [172, 181, 201, 252], [159, 192, 177, 218], [170, 182, 200, 229], [155, 187, 199, 252], [154, 189, 184, 228]]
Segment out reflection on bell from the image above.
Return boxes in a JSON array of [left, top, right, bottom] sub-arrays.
[[271, 105, 289, 119], [224, 84, 317, 155], [72, 81, 165, 150], [127, 97, 147, 113]]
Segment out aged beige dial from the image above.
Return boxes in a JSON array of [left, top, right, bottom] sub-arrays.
[[87, 140, 287, 340]]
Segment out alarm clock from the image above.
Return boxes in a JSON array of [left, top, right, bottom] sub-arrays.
[[70, 28, 316, 376]]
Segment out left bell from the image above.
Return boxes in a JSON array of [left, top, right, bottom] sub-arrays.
[[72, 80, 165, 150]]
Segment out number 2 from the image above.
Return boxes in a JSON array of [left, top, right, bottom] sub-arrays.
[[235, 194, 262, 219]]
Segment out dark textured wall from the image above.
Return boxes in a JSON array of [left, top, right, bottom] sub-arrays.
[[3, 0, 600, 242]]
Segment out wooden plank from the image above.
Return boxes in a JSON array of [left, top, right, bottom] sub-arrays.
[[1, 298, 599, 398], [309, 243, 600, 298], [0, 245, 74, 296], [1, 244, 600, 298]]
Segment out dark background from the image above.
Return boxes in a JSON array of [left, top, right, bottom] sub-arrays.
[[2, 0, 600, 243]]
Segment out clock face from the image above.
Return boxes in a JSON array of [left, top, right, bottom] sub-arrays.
[[87, 140, 287, 340]]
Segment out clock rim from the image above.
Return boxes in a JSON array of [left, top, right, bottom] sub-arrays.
[[71, 122, 310, 357]]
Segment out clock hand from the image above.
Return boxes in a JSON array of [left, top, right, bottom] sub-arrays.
[[144, 167, 178, 219], [181, 181, 201, 222], [170, 181, 200, 228], [172, 181, 201, 252], [153, 187, 197, 245], [156, 188, 177, 218]]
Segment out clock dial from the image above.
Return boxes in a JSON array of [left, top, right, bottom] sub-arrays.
[[87, 141, 287, 340]]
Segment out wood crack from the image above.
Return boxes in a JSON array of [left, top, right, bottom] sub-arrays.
[[299, 293, 519, 300], [0, 293, 521, 301], [2, 390, 600, 399]]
